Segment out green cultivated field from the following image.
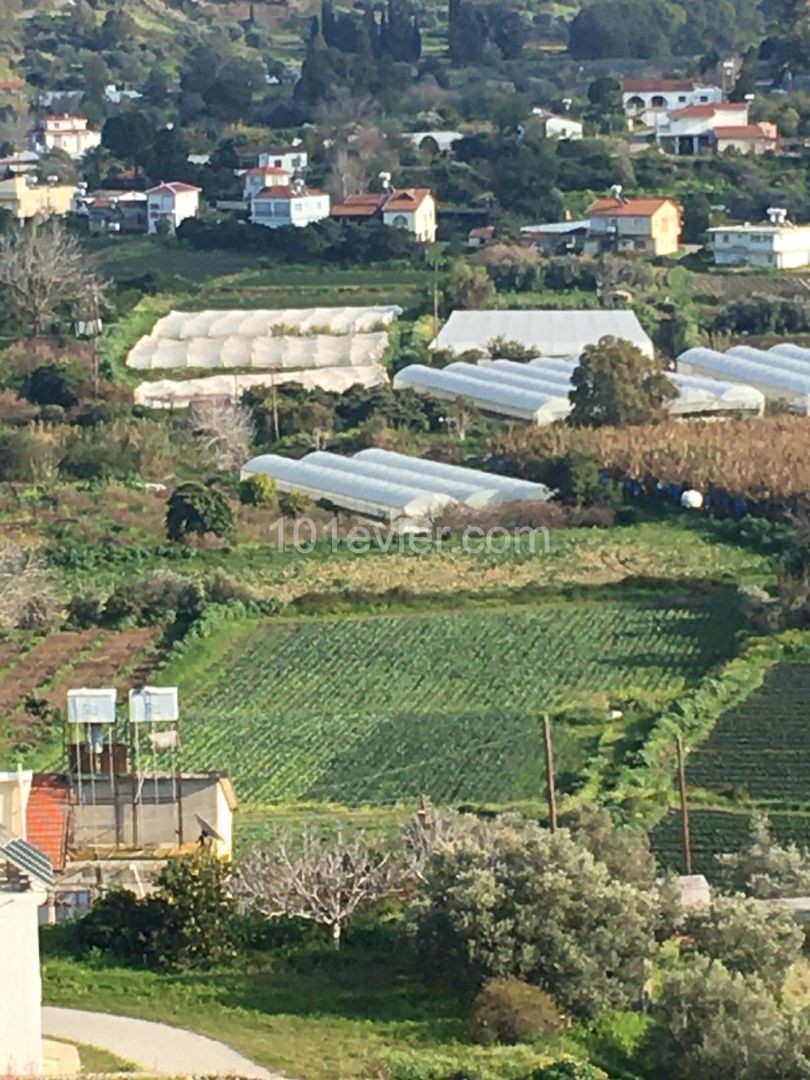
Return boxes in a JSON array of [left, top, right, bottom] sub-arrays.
[[687, 661, 810, 803], [164, 599, 742, 805]]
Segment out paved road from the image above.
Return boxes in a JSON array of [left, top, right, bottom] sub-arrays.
[[42, 1007, 280, 1078]]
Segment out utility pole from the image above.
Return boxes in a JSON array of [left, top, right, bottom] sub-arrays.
[[675, 735, 692, 875], [543, 713, 557, 833], [432, 256, 439, 339]]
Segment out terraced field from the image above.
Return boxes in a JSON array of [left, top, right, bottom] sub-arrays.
[[163, 598, 742, 804]]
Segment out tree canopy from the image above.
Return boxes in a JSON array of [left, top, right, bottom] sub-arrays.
[[568, 336, 676, 428]]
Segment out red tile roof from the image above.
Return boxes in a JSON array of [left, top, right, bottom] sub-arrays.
[[469, 226, 495, 239], [331, 193, 386, 217], [714, 124, 778, 140], [622, 78, 696, 93], [147, 181, 201, 196], [254, 184, 325, 199], [26, 776, 69, 871], [383, 188, 431, 212], [587, 196, 677, 217], [668, 103, 747, 119]]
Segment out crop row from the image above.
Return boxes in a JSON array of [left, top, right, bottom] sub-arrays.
[[687, 662, 810, 802], [172, 601, 737, 803]]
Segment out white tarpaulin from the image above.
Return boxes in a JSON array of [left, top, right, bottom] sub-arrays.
[[134, 365, 388, 408]]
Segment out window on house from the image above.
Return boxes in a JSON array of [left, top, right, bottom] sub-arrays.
[[699, 95, 708, 102], [678, 95, 686, 102]]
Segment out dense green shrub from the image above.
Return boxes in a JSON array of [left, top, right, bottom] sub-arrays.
[[166, 480, 234, 542], [239, 472, 277, 507], [278, 490, 315, 517], [469, 978, 565, 1046]]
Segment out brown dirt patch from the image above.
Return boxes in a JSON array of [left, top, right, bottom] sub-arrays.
[[43, 627, 161, 710], [0, 630, 104, 717]]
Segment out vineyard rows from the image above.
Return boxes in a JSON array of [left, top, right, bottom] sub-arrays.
[[687, 662, 810, 803], [169, 600, 740, 804]]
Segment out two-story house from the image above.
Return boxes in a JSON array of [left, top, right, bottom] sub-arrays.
[[81, 189, 149, 235], [250, 181, 330, 229], [709, 210, 810, 268], [146, 181, 201, 235], [622, 78, 723, 126], [0, 174, 75, 220], [29, 114, 101, 158], [585, 195, 682, 256], [331, 188, 437, 243], [256, 146, 308, 174], [242, 165, 291, 203]]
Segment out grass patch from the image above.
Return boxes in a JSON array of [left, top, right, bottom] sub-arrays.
[[70, 1040, 138, 1073]]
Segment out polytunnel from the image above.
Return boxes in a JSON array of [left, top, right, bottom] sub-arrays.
[[354, 448, 552, 502], [304, 451, 501, 509], [393, 364, 570, 425], [446, 361, 574, 397], [770, 344, 810, 364], [728, 345, 810, 375], [678, 347, 810, 413], [241, 454, 455, 522]]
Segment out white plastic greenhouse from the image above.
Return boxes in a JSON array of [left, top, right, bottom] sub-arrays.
[[134, 365, 387, 408], [395, 357, 764, 425], [677, 347, 810, 413], [393, 364, 571, 425], [303, 451, 500, 508], [126, 305, 402, 371], [770, 344, 810, 364], [728, 345, 810, 375], [353, 449, 551, 502], [241, 454, 455, 522]]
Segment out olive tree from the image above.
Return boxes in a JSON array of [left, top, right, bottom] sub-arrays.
[[411, 814, 659, 1017], [717, 812, 810, 899], [645, 957, 810, 1080], [684, 893, 804, 992]]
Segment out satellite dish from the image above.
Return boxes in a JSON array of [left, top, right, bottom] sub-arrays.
[[195, 813, 224, 843]]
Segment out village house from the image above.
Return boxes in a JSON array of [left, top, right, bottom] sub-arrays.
[[407, 131, 463, 155], [521, 219, 591, 255], [467, 225, 495, 249], [531, 108, 583, 140], [709, 209, 810, 268], [713, 122, 778, 155], [622, 78, 723, 125], [0, 173, 75, 220], [242, 164, 291, 203], [80, 189, 149, 235], [29, 114, 101, 158], [332, 188, 437, 243], [585, 194, 682, 256], [250, 179, 330, 229], [650, 102, 776, 154], [146, 181, 201, 235], [257, 146, 308, 173]]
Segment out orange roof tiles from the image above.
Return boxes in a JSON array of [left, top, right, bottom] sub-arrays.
[[587, 197, 677, 217]]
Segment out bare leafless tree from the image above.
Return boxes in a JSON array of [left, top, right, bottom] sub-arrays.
[[190, 399, 256, 472], [0, 220, 106, 337], [401, 799, 479, 882], [235, 828, 405, 949], [0, 541, 60, 630]]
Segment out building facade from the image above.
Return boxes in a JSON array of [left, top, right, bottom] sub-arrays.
[[622, 78, 723, 121], [82, 189, 148, 234], [381, 189, 437, 242], [146, 182, 201, 235], [709, 219, 810, 268], [29, 114, 101, 158], [0, 174, 74, 220], [585, 196, 682, 256], [242, 165, 291, 202], [257, 146, 308, 173], [250, 183, 330, 228]]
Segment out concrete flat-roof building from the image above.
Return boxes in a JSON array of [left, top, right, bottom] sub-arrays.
[[709, 212, 810, 269]]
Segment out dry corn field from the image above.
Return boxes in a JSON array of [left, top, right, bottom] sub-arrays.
[[494, 416, 810, 499]]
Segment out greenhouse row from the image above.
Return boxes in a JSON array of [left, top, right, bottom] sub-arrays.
[[241, 449, 551, 522], [677, 344, 810, 414], [126, 305, 401, 371], [134, 365, 387, 409], [394, 358, 764, 425]]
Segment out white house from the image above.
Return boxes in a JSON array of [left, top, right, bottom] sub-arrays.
[[653, 102, 750, 154], [709, 209, 810, 268], [251, 181, 330, 229], [146, 181, 201, 235], [531, 109, 583, 140], [381, 188, 437, 243], [0, 826, 52, 1077], [257, 146, 308, 173], [242, 165, 291, 203], [29, 114, 101, 158], [622, 78, 723, 121]]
